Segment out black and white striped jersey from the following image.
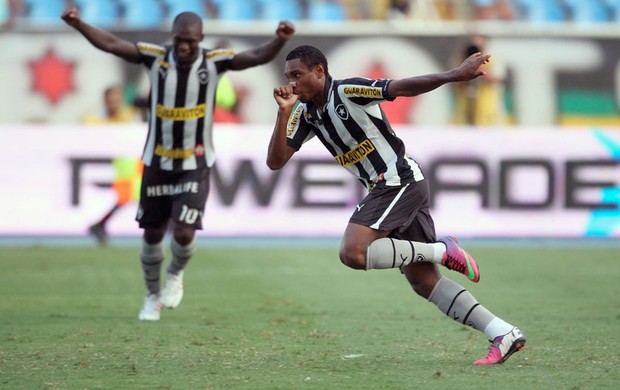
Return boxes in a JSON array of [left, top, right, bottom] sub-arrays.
[[136, 42, 236, 171], [286, 77, 424, 190]]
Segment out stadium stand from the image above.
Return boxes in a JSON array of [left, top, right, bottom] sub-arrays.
[[74, 0, 121, 28], [564, 0, 610, 24], [162, 0, 209, 20], [118, 0, 164, 29], [513, 0, 566, 23], [0, 0, 19, 29], [24, 0, 65, 26], [258, 0, 303, 21], [11, 0, 620, 27], [603, 0, 620, 22], [307, 0, 348, 21], [211, 0, 258, 21]]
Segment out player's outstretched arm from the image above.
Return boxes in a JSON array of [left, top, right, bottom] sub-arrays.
[[388, 52, 491, 98], [267, 84, 297, 170], [61, 7, 140, 63], [230, 21, 295, 71]]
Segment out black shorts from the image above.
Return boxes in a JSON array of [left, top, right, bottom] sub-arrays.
[[136, 165, 211, 230], [349, 179, 436, 243]]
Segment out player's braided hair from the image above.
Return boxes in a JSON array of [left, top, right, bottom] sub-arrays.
[[286, 45, 329, 76]]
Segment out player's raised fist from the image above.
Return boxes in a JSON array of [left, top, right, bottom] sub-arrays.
[[61, 7, 81, 27], [275, 21, 295, 41]]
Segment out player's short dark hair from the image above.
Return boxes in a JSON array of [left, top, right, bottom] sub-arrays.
[[172, 12, 202, 31], [286, 45, 329, 76]]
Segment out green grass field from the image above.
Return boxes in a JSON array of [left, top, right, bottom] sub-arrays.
[[0, 243, 618, 389]]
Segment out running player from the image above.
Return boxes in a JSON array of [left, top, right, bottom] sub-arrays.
[[61, 8, 295, 320], [267, 45, 525, 365]]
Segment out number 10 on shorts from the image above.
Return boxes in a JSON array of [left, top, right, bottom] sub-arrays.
[[179, 205, 201, 224]]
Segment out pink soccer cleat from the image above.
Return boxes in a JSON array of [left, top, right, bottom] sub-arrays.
[[474, 327, 526, 365], [438, 236, 480, 283]]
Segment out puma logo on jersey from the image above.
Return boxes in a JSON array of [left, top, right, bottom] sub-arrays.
[[356, 204, 365, 212]]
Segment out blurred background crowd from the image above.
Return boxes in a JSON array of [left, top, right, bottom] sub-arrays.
[[2, 0, 620, 29], [2, 0, 620, 127]]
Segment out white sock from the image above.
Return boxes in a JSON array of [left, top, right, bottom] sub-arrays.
[[483, 317, 515, 339], [432, 242, 445, 261]]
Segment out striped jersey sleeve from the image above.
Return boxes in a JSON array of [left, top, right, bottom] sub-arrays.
[[205, 48, 237, 75], [286, 101, 316, 151], [338, 77, 394, 106], [136, 42, 167, 68]]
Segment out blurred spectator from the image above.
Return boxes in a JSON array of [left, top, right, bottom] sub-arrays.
[[473, 0, 516, 20], [433, 0, 460, 19], [213, 39, 244, 123], [387, 0, 410, 19], [84, 86, 142, 245], [342, 0, 517, 21], [88, 157, 143, 246], [388, 0, 445, 20], [0, 0, 21, 30], [451, 35, 507, 126], [214, 74, 242, 123], [341, 0, 389, 19], [83, 85, 140, 124], [409, 0, 442, 20]]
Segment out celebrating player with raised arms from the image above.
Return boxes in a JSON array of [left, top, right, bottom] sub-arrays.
[[62, 7, 295, 321]]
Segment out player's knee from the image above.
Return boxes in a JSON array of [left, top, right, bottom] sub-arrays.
[[338, 245, 366, 270], [143, 227, 166, 244], [172, 225, 195, 246]]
